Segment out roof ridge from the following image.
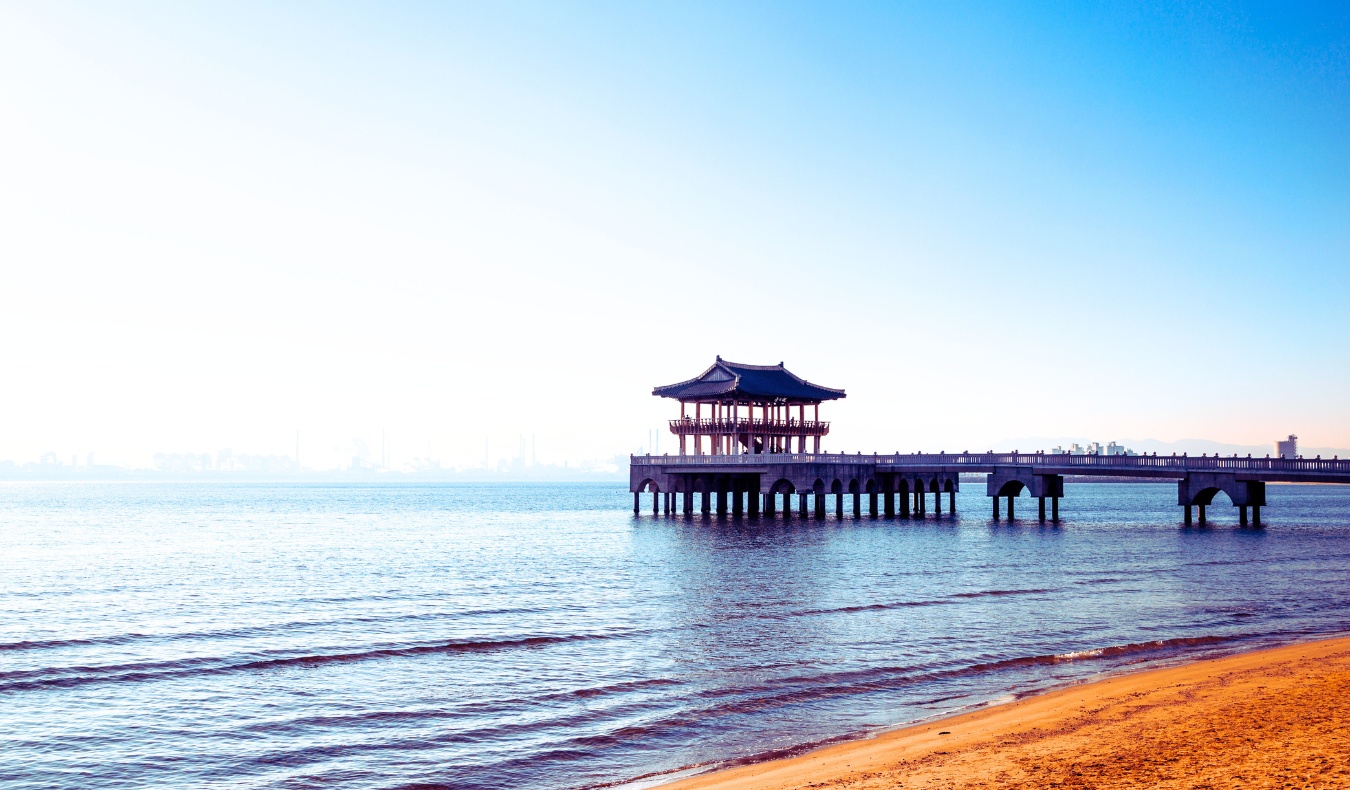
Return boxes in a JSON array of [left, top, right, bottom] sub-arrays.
[[720, 360, 783, 371]]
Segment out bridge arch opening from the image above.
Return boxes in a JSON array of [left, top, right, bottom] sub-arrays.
[[1193, 487, 1233, 507], [771, 478, 795, 495]]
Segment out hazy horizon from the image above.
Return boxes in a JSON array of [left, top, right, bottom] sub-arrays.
[[3, 2, 1347, 469]]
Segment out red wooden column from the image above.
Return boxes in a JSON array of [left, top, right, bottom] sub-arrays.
[[679, 401, 687, 455], [812, 403, 820, 454], [694, 402, 702, 455], [710, 401, 716, 455]]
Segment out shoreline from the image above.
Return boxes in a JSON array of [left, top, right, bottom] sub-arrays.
[[654, 635, 1350, 789]]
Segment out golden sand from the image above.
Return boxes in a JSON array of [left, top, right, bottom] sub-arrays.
[[661, 636, 1350, 790]]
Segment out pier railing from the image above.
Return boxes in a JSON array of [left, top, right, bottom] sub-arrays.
[[630, 451, 1350, 474]]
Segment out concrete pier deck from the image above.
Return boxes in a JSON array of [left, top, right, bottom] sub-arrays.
[[630, 451, 1350, 523]]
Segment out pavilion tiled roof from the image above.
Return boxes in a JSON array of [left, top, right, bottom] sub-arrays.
[[652, 357, 845, 402]]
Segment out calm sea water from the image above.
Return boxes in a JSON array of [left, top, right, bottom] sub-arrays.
[[2, 481, 1348, 789]]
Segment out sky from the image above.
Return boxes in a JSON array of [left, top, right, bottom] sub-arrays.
[[1, 1, 1347, 469]]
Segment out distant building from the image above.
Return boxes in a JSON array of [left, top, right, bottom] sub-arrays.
[[1275, 434, 1298, 459], [1050, 441, 1136, 456]]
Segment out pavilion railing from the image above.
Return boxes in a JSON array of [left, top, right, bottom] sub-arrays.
[[629, 451, 1350, 474], [667, 418, 830, 435]]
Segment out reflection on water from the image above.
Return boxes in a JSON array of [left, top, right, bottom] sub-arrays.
[[0, 481, 1347, 789]]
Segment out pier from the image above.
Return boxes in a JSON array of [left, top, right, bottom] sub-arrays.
[[630, 359, 1350, 523]]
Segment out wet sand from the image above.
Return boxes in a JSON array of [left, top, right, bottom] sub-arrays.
[[661, 636, 1350, 789]]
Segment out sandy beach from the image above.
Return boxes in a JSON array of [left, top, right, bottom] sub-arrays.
[[662, 636, 1350, 790]]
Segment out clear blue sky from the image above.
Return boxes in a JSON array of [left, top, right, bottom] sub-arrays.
[[1, 1, 1346, 467]]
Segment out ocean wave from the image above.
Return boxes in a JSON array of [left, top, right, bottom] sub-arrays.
[[0, 606, 553, 654], [0, 632, 628, 694], [795, 588, 1059, 617]]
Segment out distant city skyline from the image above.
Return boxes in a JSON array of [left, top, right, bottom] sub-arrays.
[[2, 3, 1346, 465]]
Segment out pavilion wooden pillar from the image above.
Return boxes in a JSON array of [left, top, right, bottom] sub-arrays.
[[679, 402, 687, 455], [694, 402, 702, 456], [813, 404, 820, 454], [711, 402, 719, 456]]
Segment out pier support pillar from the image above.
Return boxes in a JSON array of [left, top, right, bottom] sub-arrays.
[[634, 492, 640, 514], [900, 491, 910, 518], [764, 493, 775, 516], [852, 491, 861, 518], [798, 493, 808, 518], [653, 491, 659, 515], [835, 492, 843, 519], [815, 492, 826, 519], [716, 488, 727, 516], [1198, 504, 1206, 525], [1038, 496, 1045, 522], [1052, 496, 1059, 523], [1239, 505, 1248, 526], [868, 491, 878, 518], [1007, 495, 1015, 520], [1253, 505, 1261, 526], [732, 484, 743, 516], [701, 491, 711, 514], [748, 489, 759, 516], [884, 491, 895, 518], [992, 496, 999, 519], [1184, 504, 1192, 525], [683, 491, 693, 515], [934, 491, 942, 516], [949, 491, 956, 513]]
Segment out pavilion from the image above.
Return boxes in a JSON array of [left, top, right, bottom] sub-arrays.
[[653, 357, 845, 455]]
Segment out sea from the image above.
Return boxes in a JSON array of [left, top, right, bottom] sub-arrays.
[[2, 481, 1348, 789]]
